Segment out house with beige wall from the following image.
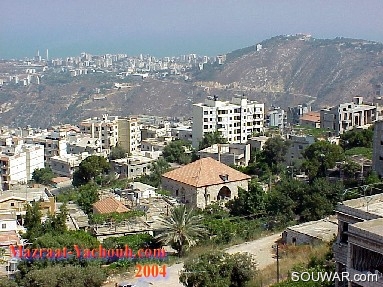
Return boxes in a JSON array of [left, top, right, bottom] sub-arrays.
[[161, 157, 250, 209]]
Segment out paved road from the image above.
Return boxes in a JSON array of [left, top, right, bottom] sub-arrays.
[[104, 233, 281, 287]]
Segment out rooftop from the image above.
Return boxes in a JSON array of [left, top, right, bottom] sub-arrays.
[[339, 193, 383, 217], [286, 217, 338, 242], [162, 157, 250, 187], [299, 111, 320, 122], [351, 218, 383, 238], [93, 197, 130, 214]]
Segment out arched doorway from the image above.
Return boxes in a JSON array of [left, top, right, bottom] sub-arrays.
[[217, 186, 231, 200]]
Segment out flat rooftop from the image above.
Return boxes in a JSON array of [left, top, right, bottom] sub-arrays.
[[352, 218, 383, 238], [287, 217, 338, 242], [340, 193, 383, 217]]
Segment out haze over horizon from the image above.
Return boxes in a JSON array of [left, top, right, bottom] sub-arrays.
[[1, 0, 383, 59]]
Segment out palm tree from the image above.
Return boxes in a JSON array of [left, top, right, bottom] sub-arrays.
[[155, 205, 207, 256]]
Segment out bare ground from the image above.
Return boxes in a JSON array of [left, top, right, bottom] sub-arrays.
[[103, 233, 282, 287]]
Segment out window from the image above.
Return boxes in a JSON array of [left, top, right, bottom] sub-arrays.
[[1, 224, 5, 229], [340, 222, 349, 244], [11, 203, 14, 207]]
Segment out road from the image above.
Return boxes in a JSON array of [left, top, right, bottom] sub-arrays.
[[104, 233, 281, 287]]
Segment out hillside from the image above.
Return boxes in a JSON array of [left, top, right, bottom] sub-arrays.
[[1, 35, 383, 127]]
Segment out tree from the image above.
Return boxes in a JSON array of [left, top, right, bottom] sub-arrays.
[[302, 141, 344, 180], [24, 201, 43, 239], [103, 233, 159, 250], [76, 183, 99, 214], [32, 230, 100, 249], [198, 131, 228, 150], [0, 279, 18, 287], [109, 145, 127, 160], [32, 167, 54, 185], [163, 140, 192, 164], [72, 155, 111, 187], [137, 157, 170, 187], [19, 265, 107, 287], [42, 203, 68, 234], [261, 136, 291, 169], [341, 160, 361, 180], [340, 127, 373, 150], [179, 251, 257, 287], [227, 180, 266, 216], [155, 205, 207, 256]]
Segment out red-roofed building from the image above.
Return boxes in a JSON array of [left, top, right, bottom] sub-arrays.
[[92, 197, 130, 214], [161, 157, 250, 209], [299, 111, 321, 128]]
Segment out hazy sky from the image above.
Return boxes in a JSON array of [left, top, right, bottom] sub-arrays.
[[1, 0, 383, 59]]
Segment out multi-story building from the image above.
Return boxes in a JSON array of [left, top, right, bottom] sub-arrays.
[[266, 107, 287, 129], [333, 193, 383, 287], [24, 145, 45, 181], [50, 153, 90, 178], [79, 114, 118, 155], [0, 151, 27, 190], [197, 143, 251, 166], [299, 111, 321, 128], [0, 144, 44, 190], [287, 104, 311, 125], [285, 135, 315, 165], [67, 135, 103, 155], [117, 117, 141, 154], [24, 133, 68, 163], [320, 97, 377, 135], [110, 155, 154, 179], [192, 95, 265, 148]]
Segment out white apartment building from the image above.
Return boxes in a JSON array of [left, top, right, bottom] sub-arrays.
[[320, 97, 377, 135], [192, 95, 264, 149], [266, 107, 287, 129], [0, 144, 44, 190], [117, 117, 141, 154], [24, 145, 45, 181], [79, 114, 119, 155], [0, 151, 26, 190], [24, 134, 68, 163]]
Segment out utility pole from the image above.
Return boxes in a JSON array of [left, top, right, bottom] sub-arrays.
[[272, 244, 280, 283], [276, 244, 280, 283]]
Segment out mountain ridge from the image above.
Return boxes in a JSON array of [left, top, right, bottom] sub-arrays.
[[1, 35, 383, 128]]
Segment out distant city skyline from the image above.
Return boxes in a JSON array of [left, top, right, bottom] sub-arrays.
[[1, 0, 383, 59]]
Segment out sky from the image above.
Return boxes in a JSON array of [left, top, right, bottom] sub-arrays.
[[1, 0, 383, 59]]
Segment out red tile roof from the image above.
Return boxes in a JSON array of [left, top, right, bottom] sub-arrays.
[[93, 197, 130, 214], [300, 112, 320, 122], [0, 231, 20, 246], [162, 157, 250, 188]]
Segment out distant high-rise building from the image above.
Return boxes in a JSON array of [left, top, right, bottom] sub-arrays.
[[46, 49, 49, 61]]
